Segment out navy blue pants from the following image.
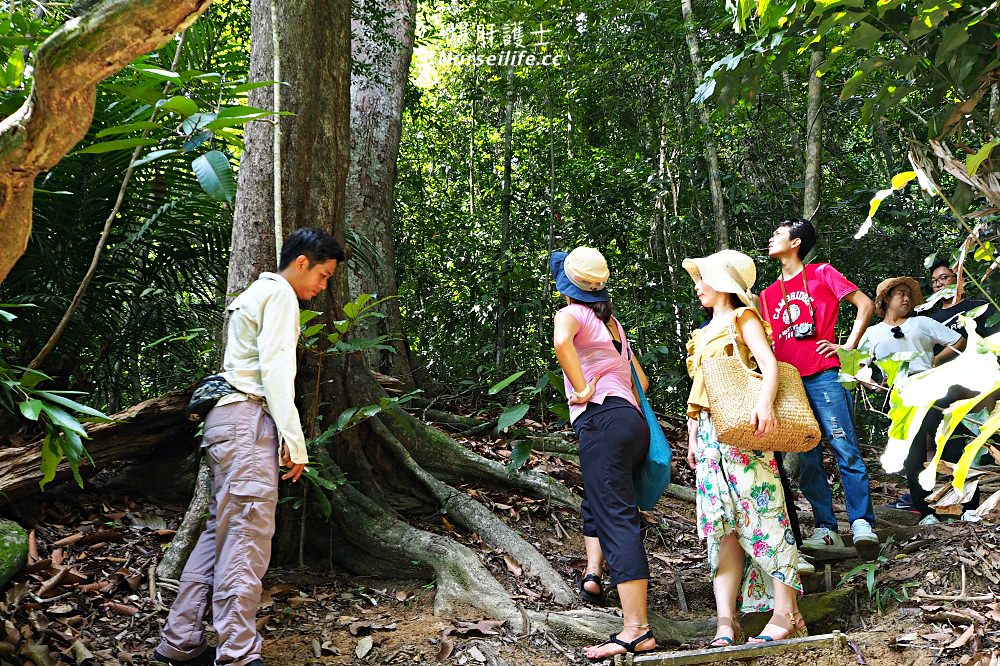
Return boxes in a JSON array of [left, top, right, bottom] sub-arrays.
[[574, 398, 650, 586]]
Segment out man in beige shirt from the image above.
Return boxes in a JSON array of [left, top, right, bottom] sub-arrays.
[[154, 228, 343, 666]]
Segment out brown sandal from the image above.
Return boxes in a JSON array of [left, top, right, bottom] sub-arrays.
[[749, 610, 808, 643]]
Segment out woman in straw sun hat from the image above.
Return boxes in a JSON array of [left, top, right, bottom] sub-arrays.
[[550, 247, 656, 660], [859, 276, 967, 525], [683, 249, 807, 646]]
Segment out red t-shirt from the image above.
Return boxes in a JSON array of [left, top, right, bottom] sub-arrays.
[[759, 263, 859, 378]]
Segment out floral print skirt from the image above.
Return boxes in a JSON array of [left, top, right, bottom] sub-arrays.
[[695, 412, 802, 612]]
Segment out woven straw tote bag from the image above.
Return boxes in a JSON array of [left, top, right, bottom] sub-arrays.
[[702, 314, 821, 453]]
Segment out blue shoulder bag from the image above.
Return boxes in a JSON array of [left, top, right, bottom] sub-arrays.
[[630, 364, 672, 510]]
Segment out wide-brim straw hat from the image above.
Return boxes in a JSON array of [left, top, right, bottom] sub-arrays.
[[682, 250, 757, 308], [549, 247, 610, 303], [875, 276, 925, 317]]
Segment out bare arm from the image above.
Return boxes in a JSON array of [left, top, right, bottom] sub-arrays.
[[739, 311, 779, 437], [553, 311, 597, 403], [816, 289, 874, 358], [630, 351, 649, 393], [933, 336, 966, 366], [687, 417, 699, 469]]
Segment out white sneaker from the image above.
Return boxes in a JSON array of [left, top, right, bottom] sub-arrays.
[[797, 555, 816, 576], [801, 527, 844, 549], [851, 519, 880, 558], [919, 514, 941, 526], [850, 519, 879, 545]]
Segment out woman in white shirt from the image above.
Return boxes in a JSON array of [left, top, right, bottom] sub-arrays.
[[861, 277, 971, 525], [860, 277, 962, 375]]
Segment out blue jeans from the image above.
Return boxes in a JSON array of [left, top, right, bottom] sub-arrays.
[[798, 369, 875, 530]]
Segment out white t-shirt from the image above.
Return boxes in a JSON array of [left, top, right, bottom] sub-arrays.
[[860, 316, 962, 374]]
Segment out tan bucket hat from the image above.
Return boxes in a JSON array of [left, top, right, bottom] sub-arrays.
[[874, 277, 924, 317], [682, 250, 757, 308]]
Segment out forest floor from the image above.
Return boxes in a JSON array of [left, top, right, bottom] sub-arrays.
[[2, 414, 1000, 666]]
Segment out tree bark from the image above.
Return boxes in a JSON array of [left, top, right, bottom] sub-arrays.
[[495, 66, 515, 370], [228, 0, 352, 293], [0, 0, 213, 287], [680, 0, 728, 249], [803, 46, 824, 220], [344, 0, 418, 386]]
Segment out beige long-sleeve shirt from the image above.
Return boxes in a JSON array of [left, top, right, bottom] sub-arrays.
[[218, 272, 308, 464]]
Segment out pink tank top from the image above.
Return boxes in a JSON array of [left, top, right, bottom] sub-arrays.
[[559, 304, 639, 424]]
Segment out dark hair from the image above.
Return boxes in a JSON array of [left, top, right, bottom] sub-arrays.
[[929, 258, 953, 274], [278, 227, 345, 270], [778, 218, 817, 259], [703, 292, 743, 317], [568, 297, 613, 323]]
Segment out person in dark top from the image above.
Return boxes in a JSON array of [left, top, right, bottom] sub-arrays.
[[925, 259, 998, 343]]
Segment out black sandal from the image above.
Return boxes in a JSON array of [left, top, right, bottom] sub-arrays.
[[585, 630, 657, 660], [578, 573, 604, 605]]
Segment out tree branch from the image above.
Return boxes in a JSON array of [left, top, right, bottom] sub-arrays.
[[0, 0, 214, 286]]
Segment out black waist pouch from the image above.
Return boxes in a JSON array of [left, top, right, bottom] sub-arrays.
[[187, 374, 238, 421]]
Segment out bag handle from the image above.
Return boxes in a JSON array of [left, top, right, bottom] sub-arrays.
[[724, 310, 759, 375]]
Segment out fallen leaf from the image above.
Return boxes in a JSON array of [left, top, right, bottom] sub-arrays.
[[287, 595, 316, 607], [395, 590, 410, 602], [452, 619, 506, 636], [70, 639, 95, 665], [948, 624, 976, 649], [503, 554, 523, 577], [355, 636, 373, 659], [350, 621, 372, 636], [435, 637, 454, 662], [468, 645, 487, 662]]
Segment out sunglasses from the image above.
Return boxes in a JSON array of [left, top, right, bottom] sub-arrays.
[[891, 325, 905, 339]]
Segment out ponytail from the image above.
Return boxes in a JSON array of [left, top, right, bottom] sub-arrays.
[[569, 298, 613, 323]]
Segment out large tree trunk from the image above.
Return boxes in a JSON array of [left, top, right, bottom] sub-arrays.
[[344, 0, 418, 386], [680, 0, 728, 249], [495, 66, 515, 371], [0, 0, 213, 287], [184, 0, 587, 626], [803, 46, 824, 220]]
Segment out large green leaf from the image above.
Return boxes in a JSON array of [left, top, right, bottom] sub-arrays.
[[95, 121, 161, 138], [497, 403, 530, 431], [75, 137, 158, 155], [155, 95, 200, 117], [507, 440, 532, 473], [19, 398, 42, 420], [39, 433, 60, 490], [935, 23, 969, 65], [39, 403, 87, 436], [34, 390, 111, 420], [191, 150, 236, 202], [488, 370, 526, 395]]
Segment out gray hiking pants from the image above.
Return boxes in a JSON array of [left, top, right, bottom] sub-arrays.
[[156, 400, 279, 665]]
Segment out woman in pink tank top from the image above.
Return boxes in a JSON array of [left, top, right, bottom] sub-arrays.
[[550, 247, 656, 660]]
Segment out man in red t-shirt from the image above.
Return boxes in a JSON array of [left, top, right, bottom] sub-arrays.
[[760, 218, 879, 557]]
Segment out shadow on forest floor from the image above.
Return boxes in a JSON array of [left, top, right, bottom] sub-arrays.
[[1, 418, 999, 665]]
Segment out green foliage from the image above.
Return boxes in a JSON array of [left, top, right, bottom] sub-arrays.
[[838, 542, 920, 612], [0, 312, 112, 490]]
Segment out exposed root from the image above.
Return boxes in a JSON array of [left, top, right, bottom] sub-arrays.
[[156, 458, 211, 583], [315, 455, 523, 629], [388, 408, 581, 509], [371, 416, 576, 606]]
